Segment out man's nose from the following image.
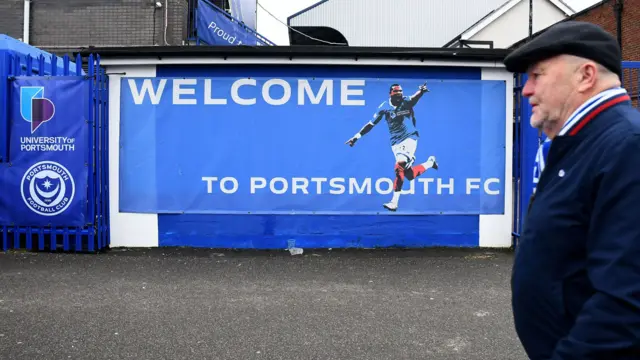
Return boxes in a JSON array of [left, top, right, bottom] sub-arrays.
[[522, 79, 534, 97]]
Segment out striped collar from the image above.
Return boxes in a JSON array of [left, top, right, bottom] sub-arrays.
[[559, 87, 631, 136]]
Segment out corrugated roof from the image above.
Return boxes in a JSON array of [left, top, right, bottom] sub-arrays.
[[287, 0, 509, 47]]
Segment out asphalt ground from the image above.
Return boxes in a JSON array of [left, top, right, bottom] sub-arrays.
[[0, 247, 527, 360]]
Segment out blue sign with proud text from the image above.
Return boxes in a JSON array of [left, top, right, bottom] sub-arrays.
[[196, 0, 269, 46]]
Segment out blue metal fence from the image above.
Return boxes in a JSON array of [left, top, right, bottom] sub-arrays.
[[512, 74, 523, 246], [512, 61, 640, 247], [622, 61, 640, 109], [0, 52, 110, 253], [512, 73, 539, 247]]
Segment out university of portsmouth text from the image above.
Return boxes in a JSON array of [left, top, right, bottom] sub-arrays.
[[20, 137, 75, 152]]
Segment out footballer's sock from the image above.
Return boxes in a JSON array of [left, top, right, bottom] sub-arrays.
[[391, 190, 401, 205], [384, 191, 400, 211], [393, 163, 405, 192]]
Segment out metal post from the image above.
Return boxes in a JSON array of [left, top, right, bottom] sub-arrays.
[[529, 0, 533, 37], [23, 0, 31, 44]]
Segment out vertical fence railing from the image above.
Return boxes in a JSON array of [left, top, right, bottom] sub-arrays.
[[512, 74, 523, 246], [512, 73, 540, 248], [0, 52, 110, 253]]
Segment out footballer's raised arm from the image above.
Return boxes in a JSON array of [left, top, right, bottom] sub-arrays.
[[345, 109, 384, 147], [408, 82, 429, 107]]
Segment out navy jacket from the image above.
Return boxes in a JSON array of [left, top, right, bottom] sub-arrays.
[[513, 88, 640, 359]]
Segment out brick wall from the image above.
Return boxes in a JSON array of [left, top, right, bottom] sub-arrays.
[[619, 0, 640, 62], [572, 0, 640, 60], [0, 0, 24, 41], [0, 0, 188, 56], [573, 0, 640, 105]]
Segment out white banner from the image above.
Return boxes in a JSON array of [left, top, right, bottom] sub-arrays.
[[230, 0, 257, 31]]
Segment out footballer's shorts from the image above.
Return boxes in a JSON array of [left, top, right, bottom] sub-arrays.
[[391, 137, 417, 168]]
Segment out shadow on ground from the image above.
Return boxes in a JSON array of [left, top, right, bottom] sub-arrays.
[[0, 247, 526, 360]]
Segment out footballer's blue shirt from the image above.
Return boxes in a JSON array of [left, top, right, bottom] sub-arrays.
[[372, 96, 419, 146]]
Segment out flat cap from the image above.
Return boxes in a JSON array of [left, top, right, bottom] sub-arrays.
[[504, 21, 621, 77]]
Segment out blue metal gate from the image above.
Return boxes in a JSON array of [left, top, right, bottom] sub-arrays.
[[513, 61, 640, 247], [0, 52, 110, 253], [512, 73, 539, 247]]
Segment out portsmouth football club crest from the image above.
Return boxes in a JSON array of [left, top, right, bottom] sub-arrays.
[[21, 161, 75, 216]]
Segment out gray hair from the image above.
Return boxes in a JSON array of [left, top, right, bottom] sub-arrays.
[[563, 54, 620, 84]]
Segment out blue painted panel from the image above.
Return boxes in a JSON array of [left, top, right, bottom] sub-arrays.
[[153, 64, 486, 248], [158, 213, 480, 248]]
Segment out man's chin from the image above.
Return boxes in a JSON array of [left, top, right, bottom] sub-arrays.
[[530, 118, 544, 129]]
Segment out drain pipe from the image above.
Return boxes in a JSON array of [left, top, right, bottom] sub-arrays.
[[23, 0, 31, 44], [614, 0, 623, 50]]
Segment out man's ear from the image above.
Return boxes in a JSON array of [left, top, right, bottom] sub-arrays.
[[577, 62, 598, 92]]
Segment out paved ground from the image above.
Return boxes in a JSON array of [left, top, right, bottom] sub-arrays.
[[0, 247, 527, 360]]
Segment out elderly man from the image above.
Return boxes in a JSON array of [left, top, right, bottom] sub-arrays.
[[504, 21, 640, 359]]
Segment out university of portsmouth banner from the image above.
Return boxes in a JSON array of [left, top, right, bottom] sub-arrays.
[[196, 0, 269, 46], [119, 76, 506, 215], [0, 77, 88, 226]]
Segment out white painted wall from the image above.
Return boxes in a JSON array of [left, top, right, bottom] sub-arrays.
[[480, 67, 514, 248], [107, 65, 159, 248], [468, 0, 569, 48]]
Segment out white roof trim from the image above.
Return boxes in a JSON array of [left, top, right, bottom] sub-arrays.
[[460, 0, 574, 41], [461, 0, 522, 40], [549, 0, 575, 14]]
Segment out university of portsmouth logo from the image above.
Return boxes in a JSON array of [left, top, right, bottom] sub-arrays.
[[21, 161, 75, 216], [20, 86, 55, 133]]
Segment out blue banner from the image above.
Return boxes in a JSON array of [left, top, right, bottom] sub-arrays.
[[0, 77, 88, 226], [120, 76, 506, 215], [196, 0, 268, 46]]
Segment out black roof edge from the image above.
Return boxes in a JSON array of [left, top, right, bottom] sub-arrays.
[[442, 35, 462, 48], [74, 45, 512, 61]]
